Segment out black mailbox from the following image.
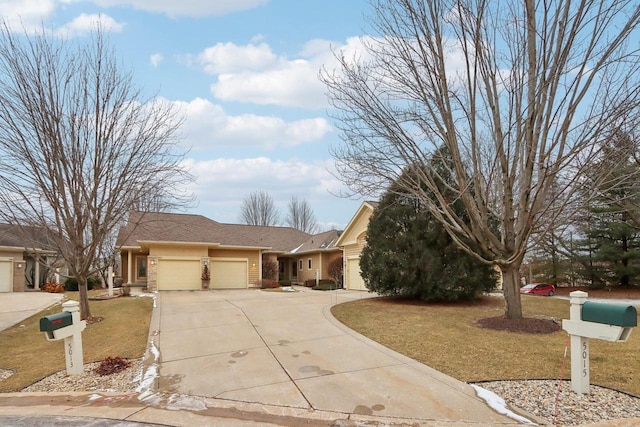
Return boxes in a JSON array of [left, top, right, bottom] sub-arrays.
[[39, 312, 72, 332]]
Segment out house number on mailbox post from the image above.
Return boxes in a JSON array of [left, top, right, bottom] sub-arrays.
[[562, 291, 637, 394]]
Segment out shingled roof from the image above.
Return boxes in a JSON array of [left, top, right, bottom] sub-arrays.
[[116, 211, 313, 251], [288, 229, 342, 255], [0, 223, 58, 251]]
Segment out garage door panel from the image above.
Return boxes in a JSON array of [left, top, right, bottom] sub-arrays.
[[347, 258, 366, 291], [211, 260, 247, 289], [0, 260, 12, 292], [157, 259, 200, 291]]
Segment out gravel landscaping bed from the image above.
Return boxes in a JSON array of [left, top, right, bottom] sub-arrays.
[[13, 361, 640, 426], [21, 359, 144, 393], [475, 379, 640, 426]]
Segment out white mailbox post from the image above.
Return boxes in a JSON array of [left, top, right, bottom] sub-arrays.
[[562, 291, 637, 394], [39, 300, 87, 375]]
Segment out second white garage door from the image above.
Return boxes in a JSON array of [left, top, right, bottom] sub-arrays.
[[0, 260, 12, 293], [346, 258, 367, 291], [211, 259, 248, 289], [157, 259, 201, 291]]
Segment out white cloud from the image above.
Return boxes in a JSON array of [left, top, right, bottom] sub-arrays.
[[173, 98, 332, 150], [200, 36, 371, 109], [0, 0, 56, 31], [150, 53, 163, 67], [87, 0, 268, 18], [197, 42, 278, 74], [0, 1, 124, 36], [56, 13, 124, 36], [0, 0, 56, 20], [184, 157, 345, 221]]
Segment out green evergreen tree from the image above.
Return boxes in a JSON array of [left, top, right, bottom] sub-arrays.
[[575, 130, 640, 288], [360, 150, 498, 301]]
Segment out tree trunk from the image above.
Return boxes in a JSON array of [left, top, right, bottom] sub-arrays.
[[78, 276, 92, 320], [501, 264, 523, 319]]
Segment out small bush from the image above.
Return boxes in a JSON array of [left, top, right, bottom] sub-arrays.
[[94, 356, 131, 376], [262, 260, 279, 281], [43, 283, 64, 293], [278, 280, 291, 287], [327, 257, 344, 287], [64, 276, 101, 291], [64, 277, 78, 291], [88, 277, 102, 289]]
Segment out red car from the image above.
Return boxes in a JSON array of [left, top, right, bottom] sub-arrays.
[[520, 283, 556, 296]]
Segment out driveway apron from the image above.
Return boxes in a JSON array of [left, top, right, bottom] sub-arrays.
[[152, 289, 525, 424]]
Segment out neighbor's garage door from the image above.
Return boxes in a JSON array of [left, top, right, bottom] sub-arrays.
[[0, 260, 12, 292], [346, 258, 366, 291], [157, 259, 201, 291], [211, 260, 247, 289]]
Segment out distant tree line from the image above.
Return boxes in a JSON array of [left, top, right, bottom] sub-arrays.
[[238, 190, 319, 234]]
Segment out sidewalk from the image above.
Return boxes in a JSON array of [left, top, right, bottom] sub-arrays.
[[0, 292, 63, 331]]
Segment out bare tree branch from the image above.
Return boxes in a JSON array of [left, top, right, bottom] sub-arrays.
[[0, 23, 193, 318], [285, 196, 318, 233], [322, 0, 640, 318], [238, 190, 280, 226]]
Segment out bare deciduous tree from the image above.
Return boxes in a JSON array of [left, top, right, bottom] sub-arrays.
[[322, 0, 640, 318], [238, 190, 280, 226], [0, 24, 192, 319], [285, 196, 318, 233]]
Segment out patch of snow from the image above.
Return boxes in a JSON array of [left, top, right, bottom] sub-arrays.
[[136, 338, 160, 398], [88, 394, 103, 401], [290, 243, 304, 253], [165, 393, 207, 411], [281, 286, 296, 292], [471, 384, 535, 424]]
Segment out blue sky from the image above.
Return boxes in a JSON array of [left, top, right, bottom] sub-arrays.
[[1, 0, 373, 229]]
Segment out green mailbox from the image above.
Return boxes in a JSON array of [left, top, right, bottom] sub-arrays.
[[39, 311, 73, 332], [581, 301, 637, 327]]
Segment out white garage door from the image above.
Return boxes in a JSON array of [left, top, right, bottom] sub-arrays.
[[0, 260, 12, 293], [211, 260, 248, 289], [157, 259, 201, 291], [346, 258, 366, 291]]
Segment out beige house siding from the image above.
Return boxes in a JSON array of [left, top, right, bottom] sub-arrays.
[[321, 252, 342, 281], [0, 250, 24, 260], [295, 253, 320, 284], [336, 202, 375, 290], [151, 246, 208, 257], [292, 252, 341, 284]]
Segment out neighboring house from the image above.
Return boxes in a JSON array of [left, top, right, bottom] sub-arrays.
[[334, 201, 377, 291], [0, 224, 61, 292], [116, 211, 343, 291]]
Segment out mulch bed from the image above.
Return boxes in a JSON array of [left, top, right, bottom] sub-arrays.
[[476, 316, 562, 334]]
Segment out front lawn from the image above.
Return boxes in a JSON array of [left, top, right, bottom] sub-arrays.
[[331, 293, 640, 396], [0, 291, 153, 392]]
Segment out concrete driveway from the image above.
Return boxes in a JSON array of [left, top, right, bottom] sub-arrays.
[[141, 288, 531, 425], [0, 292, 63, 331]]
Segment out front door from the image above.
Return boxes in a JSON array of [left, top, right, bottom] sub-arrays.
[[135, 256, 147, 282]]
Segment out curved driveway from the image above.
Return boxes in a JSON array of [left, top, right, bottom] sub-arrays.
[[146, 288, 530, 425]]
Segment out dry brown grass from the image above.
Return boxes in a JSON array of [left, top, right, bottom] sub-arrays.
[[0, 291, 153, 392], [331, 293, 640, 396]]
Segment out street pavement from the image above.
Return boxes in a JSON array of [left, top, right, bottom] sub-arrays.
[[0, 288, 537, 426]]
